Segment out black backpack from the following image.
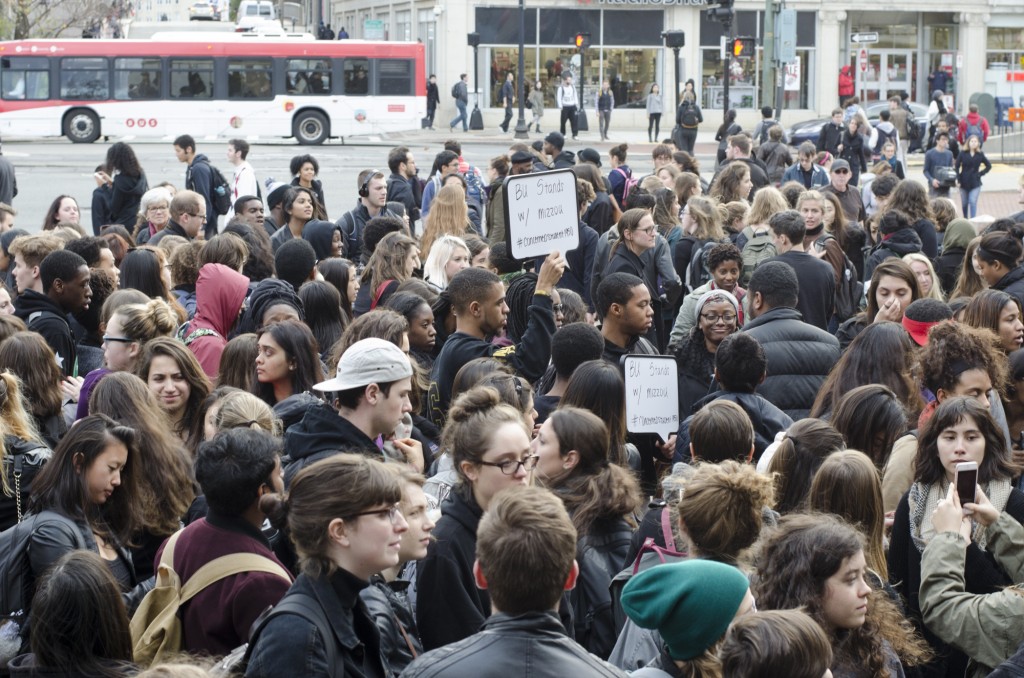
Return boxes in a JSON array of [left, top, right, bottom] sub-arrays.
[[451, 83, 460, 98], [874, 127, 898, 155], [207, 164, 232, 216], [679, 104, 699, 128], [818, 234, 864, 322], [0, 511, 86, 667], [758, 119, 778, 145]]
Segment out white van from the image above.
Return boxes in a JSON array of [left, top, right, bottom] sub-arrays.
[[234, 0, 276, 30]]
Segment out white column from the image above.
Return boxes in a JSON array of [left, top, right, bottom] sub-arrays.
[[818, 10, 846, 116], [958, 12, 989, 113]]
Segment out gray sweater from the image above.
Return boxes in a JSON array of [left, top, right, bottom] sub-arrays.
[[645, 93, 663, 115]]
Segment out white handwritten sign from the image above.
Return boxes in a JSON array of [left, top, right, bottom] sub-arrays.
[[503, 168, 580, 261], [623, 355, 679, 442]]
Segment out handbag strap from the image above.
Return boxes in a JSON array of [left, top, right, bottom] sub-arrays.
[[370, 279, 394, 310], [660, 507, 676, 552]]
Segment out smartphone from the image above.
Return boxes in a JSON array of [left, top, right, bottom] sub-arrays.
[[955, 461, 978, 513]]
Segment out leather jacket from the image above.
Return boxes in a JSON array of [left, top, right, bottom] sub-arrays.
[[360, 575, 422, 675], [401, 611, 628, 678]]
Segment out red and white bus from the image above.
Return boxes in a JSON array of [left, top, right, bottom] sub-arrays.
[[0, 37, 425, 144]]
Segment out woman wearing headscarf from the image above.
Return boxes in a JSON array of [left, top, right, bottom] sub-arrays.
[[234, 278, 304, 337], [301, 220, 343, 261], [934, 219, 976, 296], [673, 289, 739, 420]]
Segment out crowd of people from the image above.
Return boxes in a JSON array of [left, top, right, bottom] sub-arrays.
[[1, 127, 1024, 678]]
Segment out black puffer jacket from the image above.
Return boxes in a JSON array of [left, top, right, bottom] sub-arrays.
[[674, 391, 793, 464], [863, 228, 923, 283], [741, 307, 840, 419], [993, 265, 1024, 312], [360, 575, 422, 675]]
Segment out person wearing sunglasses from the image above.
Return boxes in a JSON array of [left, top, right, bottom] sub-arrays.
[[416, 385, 540, 651]]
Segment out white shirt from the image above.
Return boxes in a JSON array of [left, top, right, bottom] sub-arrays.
[[228, 160, 258, 219], [557, 84, 578, 108]]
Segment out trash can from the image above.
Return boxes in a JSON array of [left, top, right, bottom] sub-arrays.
[[995, 97, 1014, 132]]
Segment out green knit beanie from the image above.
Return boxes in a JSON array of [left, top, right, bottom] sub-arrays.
[[620, 560, 750, 661]]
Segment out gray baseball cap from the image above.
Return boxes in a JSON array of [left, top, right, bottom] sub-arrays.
[[314, 338, 413, 392]]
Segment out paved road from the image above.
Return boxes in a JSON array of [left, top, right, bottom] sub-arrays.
[[3, 127, 1021, 235]]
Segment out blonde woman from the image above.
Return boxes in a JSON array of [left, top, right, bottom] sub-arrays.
[[210, 389, 282, 436], [422, 234, 470, 292], [419, 184, 471, 261], [904, 252, 945, 301], [951, 236, 987, 300]]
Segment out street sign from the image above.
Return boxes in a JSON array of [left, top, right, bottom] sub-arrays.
[[859, 48, 867, 73], [851, 32, 879, 44]]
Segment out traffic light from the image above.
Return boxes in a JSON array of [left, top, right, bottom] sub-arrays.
[[732, 37, 756, 59], [574, 33, 591, 50]]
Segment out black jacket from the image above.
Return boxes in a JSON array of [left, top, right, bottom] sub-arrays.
[[147, 219, 191, 247], [415, 488, 489, 651], [863, 228, 923, 283], [0, 436, 50, 532], [360, 575, 422, 675], [8, 654, 134, 677], [551, 150, 576, 169], [386, 172, 420, 224], [673, 329, 719, 421], [675, 391, 794, 463], [428, 294, 555, 428], [283, 401, 381, 486], [993, 265, 1024, 312], [741, 307, 840, 419], [839, 129, 867, 174], [245, 569, 387, 678], [13, 290, 76, 377], [336, 200, 399, 265], [102, 172, 148, 229], [426, 81, 440, 109], [185, 154, 216, 235], [818, 121, 845, 156], [582, 190, 615, 235], [402, 611, 627, 678], [934, 246, 965, 296], [956, 150, 992, 191]]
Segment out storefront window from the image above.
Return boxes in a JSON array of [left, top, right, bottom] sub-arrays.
[[488, 48, 541, 108], [781, 50, 812, 110], [701, 50, 758, 110], [603, 49, 658, 109]]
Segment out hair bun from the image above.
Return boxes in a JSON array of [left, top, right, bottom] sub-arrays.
[[448, 386, 502, 422]]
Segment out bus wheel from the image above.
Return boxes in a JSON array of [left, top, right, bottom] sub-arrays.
[[64, 109, 100, 144], [294, 111, 328, 145]]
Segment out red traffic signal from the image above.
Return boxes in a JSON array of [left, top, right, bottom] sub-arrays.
[[574, 33, 591, 49], [732, 37, 755, 59]]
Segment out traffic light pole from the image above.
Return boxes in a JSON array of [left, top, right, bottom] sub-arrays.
[[513, 0, 529, 139], [577, 47, 589, 132], [722, 15, 733, 116]]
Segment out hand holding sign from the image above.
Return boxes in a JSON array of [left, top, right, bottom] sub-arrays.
[[536, 251, 566, 293], [622, 355, 679, 444]]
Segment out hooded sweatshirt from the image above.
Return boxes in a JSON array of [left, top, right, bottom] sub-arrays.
[[184, 263, 250, 380], [301, 219, 341, 261], [13, 290, 77, 377], [934, 218, 976, 293]]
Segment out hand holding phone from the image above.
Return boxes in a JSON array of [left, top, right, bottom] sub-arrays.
[[955, 461, 978, 515]]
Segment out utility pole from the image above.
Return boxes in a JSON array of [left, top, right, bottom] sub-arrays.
[[513, 0, 528, 139], [762, 0, 775, 113]]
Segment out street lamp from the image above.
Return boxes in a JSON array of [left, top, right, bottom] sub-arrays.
[[575, 33, 590, 132], [468, 32, 484, 130], [513, 0, 529, 139], [661, 30, 685, 115]]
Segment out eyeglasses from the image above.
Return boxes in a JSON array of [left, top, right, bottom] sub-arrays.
[[186, 212, 208, 223], [552, 303, 565, 313], [349, 504, 404, 525], [147, 205, 169, 212], [635, 226, 656, 234], [833, 169, 850, 175], [478, 454, 540, 475], [700, 313, 737, 324], [102, 335, 135, 343]]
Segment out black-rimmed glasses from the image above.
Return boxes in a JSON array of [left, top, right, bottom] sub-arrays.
[[349, 504, 404, 525], [478, 455, 540, 475], [102, 335, 135, 343]]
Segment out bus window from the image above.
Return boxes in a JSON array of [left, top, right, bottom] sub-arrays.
[[286, 59, 331, 95], [114, 58, 162, 100], [1, 57, 49, 100], [227, 59, 273, 99], [342, 58, 369, 95], [60, 57, 109, 100], [170, 59, 214, 99], [376, 59, 413, 96]]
